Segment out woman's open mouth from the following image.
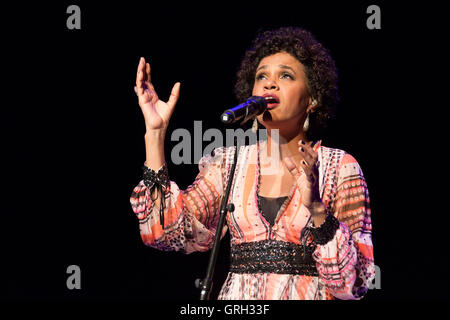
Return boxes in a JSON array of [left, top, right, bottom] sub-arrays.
[[263, 94, 280, 109]]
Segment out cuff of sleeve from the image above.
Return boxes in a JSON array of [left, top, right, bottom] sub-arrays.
[[142, 162, 169, 190], [309, 214, 340, 245]]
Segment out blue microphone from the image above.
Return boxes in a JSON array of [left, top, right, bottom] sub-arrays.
[[220, 96, 267, 124]]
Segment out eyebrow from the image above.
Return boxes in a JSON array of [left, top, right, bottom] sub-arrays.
[[256, 64, 295, 73]]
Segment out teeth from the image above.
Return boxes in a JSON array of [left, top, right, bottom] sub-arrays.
[[265, 96, 277, 103]]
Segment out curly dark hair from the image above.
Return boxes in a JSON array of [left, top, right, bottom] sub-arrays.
[[235, 27, 339, 140]]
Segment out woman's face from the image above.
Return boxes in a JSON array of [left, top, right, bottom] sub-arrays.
[[252, 52, 312, 129]]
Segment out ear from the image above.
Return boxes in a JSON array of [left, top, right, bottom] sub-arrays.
[[307, 97, 319, 113]]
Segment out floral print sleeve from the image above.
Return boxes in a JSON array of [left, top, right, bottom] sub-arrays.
[[312, 152, 375, 300], [130, 147, 232, 254]]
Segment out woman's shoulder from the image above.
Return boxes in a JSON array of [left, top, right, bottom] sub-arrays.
[[319, 144, 364, 176], [320, 145, 359, 170]]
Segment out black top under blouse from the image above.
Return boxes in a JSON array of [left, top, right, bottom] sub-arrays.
[[257, 195, 288, 226]]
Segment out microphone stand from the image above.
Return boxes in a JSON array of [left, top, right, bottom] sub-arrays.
[[196, 137, 241, 300]]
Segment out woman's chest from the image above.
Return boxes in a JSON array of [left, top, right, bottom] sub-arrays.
[[226, 157, 310, 244]]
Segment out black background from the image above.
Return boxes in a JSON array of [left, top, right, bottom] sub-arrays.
[[2, 0, 449, 305]]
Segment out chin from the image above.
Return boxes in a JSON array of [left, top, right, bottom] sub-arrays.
[[259, 113, 300, 132], [259, 111, 284, 125]]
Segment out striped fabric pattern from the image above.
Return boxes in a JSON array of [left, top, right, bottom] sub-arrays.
[[130, 141, 375, 300]]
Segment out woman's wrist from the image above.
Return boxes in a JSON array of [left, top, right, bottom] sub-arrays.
[[308, 201, 327, 227], [312, 212, 327, 228], [145, 128, 167, 140], [309, 213, 340, 245], [305, 201, 340, 245], [144, 130, 166, 171]]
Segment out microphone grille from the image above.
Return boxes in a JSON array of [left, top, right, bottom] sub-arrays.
[[221, 113, 232, 124]]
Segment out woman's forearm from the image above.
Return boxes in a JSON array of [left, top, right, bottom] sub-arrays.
[[144, 129, 166, 170]]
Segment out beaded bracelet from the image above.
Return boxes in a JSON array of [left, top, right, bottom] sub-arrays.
[[309, 214, 340, 245], [142, 162, 170, 229]]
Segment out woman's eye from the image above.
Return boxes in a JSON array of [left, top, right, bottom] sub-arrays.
[[255, 73, 293, 80]]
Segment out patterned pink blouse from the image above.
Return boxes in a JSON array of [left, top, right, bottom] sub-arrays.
[[130, 141, 375, 300]]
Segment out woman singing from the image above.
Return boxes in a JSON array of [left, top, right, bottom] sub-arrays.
[[130, 27, 375, 300]]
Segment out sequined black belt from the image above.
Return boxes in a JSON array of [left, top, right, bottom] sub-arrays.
[[230, 240, 318, 276]]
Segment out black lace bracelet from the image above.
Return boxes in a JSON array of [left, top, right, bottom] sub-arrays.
[[143, 162, 169, 229], [309, 214, 340, 245]]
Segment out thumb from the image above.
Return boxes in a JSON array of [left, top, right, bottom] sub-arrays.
[[167, 82, 181, 110], [283, 156, 302, 180]]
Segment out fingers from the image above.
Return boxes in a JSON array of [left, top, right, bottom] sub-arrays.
[[283, 156, 303, 180], [135, 57, 159, 103], [136, 58, 153, 89], [145, 62, 152, 86], [298, 140, 318, 166], [299, 158, 316, 184], [298, 139, 319, 184], [284, 142, 318, 185], [167, 82, 181, 110], [136, 57, 146, 95], [134, 57, 179, 109]]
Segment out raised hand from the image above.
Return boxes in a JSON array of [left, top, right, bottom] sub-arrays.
[[283, 140, 323, 215], [135, 57, 180, 131]]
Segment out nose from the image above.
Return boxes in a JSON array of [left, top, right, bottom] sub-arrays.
[[264, 79, 278, 90]]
